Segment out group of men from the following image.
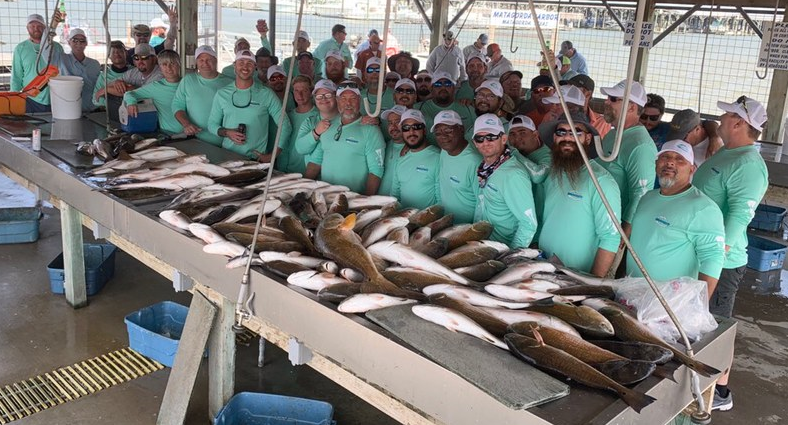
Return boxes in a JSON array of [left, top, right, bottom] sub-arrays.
[[11, 17, 768, 412]]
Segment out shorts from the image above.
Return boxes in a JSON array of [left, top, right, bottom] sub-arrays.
[[710, 266, 745, 318]]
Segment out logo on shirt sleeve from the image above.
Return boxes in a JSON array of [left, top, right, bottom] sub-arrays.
[[375, 148, 384, 166]]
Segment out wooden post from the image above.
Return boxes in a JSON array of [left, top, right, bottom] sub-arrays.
[[60, 201, 87, 309], [176, 0, 198, 73], [208, 294, 236, 420], [430, 0, 450, 52], [764, 12, 788, 144], [633, 0, 656, 84]]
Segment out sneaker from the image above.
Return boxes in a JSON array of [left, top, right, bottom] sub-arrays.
[[712, 388, 733, 411]]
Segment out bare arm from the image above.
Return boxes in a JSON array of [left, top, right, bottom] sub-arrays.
[[174, 110, 201, 135], [590, 248, 617, 278], [164, 6, 178, 50], [364, 173, 381, 196], [699, 272, 718, 299], [304, 162, 321, 180]]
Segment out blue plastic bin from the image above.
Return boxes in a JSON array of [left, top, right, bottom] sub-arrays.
[[48, 243, 117, 296], [0, 207, 40, 244], [125, 301, 189, 367], [750, 204, 787, 232], [214, 392, 335, 425], [747, 235, 788, 272]]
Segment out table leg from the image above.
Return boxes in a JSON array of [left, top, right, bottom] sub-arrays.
[[208, 294, 236, 419], [60, 201, 87, 309]]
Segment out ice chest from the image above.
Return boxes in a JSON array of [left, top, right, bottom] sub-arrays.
[[214, 392, 335, 425], [125, 301, 190, 367], [749, 204, 787, 232], [119, 99, 158, 133], [0, 207, 41, 244], [747, 235, 787, 272], [47, 243, 117, 295]]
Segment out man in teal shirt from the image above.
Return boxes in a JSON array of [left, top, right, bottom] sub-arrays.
[[391, 110, 441, 209], [208, 50, 291, 162], [455, 52, 488, 102], [306, 81, 385, 195], [312, 24, 353, 75], [628, 140, 725, 283], [435, 110, 481, 223], [694, 96, 769, 412], [123, 50, 183, 134], [596, 79, 657, 240], [59, 29, 100, 113], [538, 114, 621, 276], [296, 79, 338, 163], [173, 45, 232, 146], [378, 105, 407, 196], [221, 22, 273, 79], [473, 114, 537, 248], [280, 75, 320, 173], [416, 71, 476, 142], [92, 41, 130, 109], [360, 57, 394, 115], [465, 79, 508, 142], [280, 30, 323, 80], [12, 13, 64, 112]]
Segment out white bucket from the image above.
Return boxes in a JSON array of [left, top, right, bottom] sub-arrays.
[[49, 76, 84, 120]]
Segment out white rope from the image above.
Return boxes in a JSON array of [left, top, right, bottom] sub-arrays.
[[757, 0, 780, 80], [363, 0, 393, 118]]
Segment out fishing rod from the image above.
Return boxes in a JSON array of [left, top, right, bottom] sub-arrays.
[[363, 0, 392, 118], [101, 0, 115, 133], [233, 0, 308, 334], [527, 0, 711, 421]]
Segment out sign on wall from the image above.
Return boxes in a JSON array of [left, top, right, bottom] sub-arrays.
[[758, 21, 788, 70], [490, 10, 559, 28], [623, 21, 655, 48]]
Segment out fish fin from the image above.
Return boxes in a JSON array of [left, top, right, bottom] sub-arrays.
[[340, 213, 357, 231], [652, 365, 677, 382], [619, 389, 656, 414], [534, 296, 556, 306], [117, 151, 133, 160], [547, 254, 565, 267]]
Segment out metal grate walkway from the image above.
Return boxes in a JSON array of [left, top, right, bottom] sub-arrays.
[[0, 348, 164, 423]]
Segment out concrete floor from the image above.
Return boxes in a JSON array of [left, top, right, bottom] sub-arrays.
[[1, 203, 787, 424]]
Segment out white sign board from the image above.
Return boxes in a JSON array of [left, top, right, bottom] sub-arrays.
[[490, 9, 559, 29], [758, 22, 788, 70], [623, 21, 655, 48]]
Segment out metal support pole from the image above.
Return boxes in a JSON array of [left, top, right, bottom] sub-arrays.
[[736, 6, 764, 38], [413, 0, 433, 32], [603, 0, 626, 31], [448, 0, 477, 29], [652, 4, 702, 47]]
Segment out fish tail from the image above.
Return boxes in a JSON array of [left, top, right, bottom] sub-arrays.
[[677, 353, 721, 377], [368, 277, 426, 301], [652, 365, 676, 382], [619, 388, 656, 414]]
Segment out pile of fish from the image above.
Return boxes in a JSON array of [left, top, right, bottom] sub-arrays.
[[149, 179, 722, 414], [76, 133, 164, 161]]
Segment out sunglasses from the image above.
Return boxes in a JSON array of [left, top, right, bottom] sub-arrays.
[[366, 66, 381, 73], [532, 86, 554, 94], [268, 74, 285, 82], [133, 55, 152, 61], [395, 88, 416, 95], [640, 114, 661, 122], [433, 80, 454, 88], [401, 123, 426, 132], [473, 133, 503, 143], [70, 38, 87, 44], [607, 95, 621, 102], [554, 128, 586, 137], [415, 77, 432, 83], [314, 93, 335, 100], [737, 96, 751, 122], [338, 81, 359, 89]]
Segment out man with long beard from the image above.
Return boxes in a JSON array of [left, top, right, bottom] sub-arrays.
[[473, 114, 537, 248], [628, 139, 725, 287], [391, 109, 441, 209], [537, 113, 621, 276]]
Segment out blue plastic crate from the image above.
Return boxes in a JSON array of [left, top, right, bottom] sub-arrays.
[[215, 392, 335, 425], [750, 204, 787, 232], [747, 235, 788, 272], [125, 301, 189, 367], [48, 243, 117, 296], [0, 207, 40, 244]]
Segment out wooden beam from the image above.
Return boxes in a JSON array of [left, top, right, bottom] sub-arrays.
[[60, 202, 87, 309], [208, 294, 236, 420], [157, 290, 217, 425], [764, 11, 788, 143], [652, 4, 702, 47], [634, 0, 657, 84], [431, 0, 450, 52]]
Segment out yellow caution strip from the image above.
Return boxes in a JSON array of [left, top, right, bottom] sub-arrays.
[[0, 348, 163, 424]]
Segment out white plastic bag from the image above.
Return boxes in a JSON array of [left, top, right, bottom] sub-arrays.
[[612, 277, 718, 343]]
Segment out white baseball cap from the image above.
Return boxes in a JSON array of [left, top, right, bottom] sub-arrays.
[[543, 85, 586, 107], [312, 79, 337, 94], [195, 45, 217, 59], [385, 71, 401, 81], [658, 139, 694, 164], [431, 110, 463, 132], [150, 17, 168, 29], [267, 65, 285, 79], [234, 50, 256, 63], [717, 96, 767, 132], [432, 71, 455, 85], [466, 52, 487, 65], [473, 113, 505, 136], [296, 30, 311, 42], [509, 115, 536, 132], [395, 78, 416, 90], [400, 109, 426, 125], [366, 56, 382, 67], [476, 80, 503, 98], [68, 28, 87, 40], [325, 50, 344, 63], [336, 80, 361, 97], [600, 79, 647, 107], [27, 14, 45, 25], [381, 105, 408, 121]]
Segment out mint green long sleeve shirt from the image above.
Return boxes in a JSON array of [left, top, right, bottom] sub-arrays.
[[123, 79, 183, 134], [438, 143, 482, 223], [392, 145, 441, 209], [172, 72, 233, 146]]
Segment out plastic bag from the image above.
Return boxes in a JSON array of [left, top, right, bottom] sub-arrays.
[[612, 276, 718, 343]]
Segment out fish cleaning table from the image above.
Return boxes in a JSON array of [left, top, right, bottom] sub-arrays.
[[0, 116, 737, 425]]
